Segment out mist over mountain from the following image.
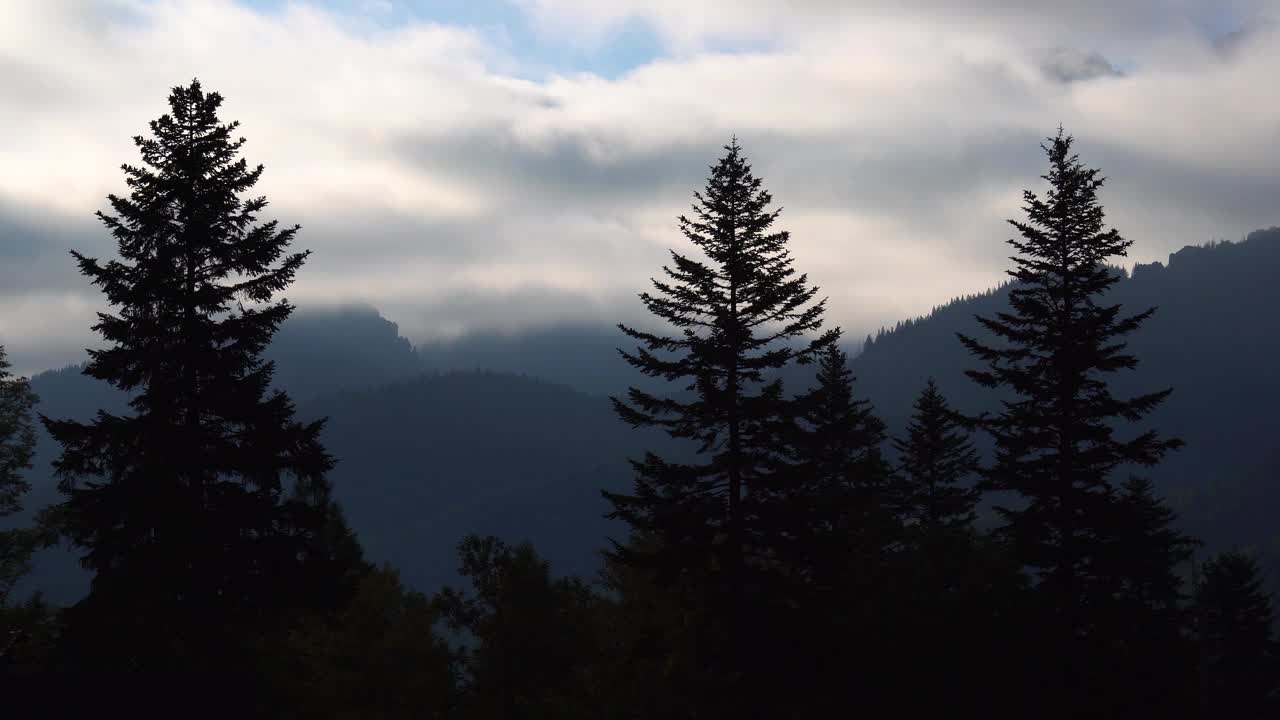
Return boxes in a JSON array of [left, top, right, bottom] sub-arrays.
[[25, 304, 421, 420], [267, 305, 424, 401], [416, 325, 637, 399], [15, 305, 424, 509]]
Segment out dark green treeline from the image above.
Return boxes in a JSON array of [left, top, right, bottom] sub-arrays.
[[0, 82, 1276, 719]]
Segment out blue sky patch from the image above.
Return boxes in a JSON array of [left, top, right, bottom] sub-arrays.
[[241, 0, 667, 79]]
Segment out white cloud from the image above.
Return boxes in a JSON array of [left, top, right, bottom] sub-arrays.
[[513, 0, 1271, 54], [2, 0, 1279, 373]]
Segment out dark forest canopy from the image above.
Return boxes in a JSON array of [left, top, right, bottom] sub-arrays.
[[2, 81, 1278, 718]]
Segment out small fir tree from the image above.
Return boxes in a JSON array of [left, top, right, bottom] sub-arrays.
[[893, 378, 980, 533], [782, 345, 897, 588], [773, 344, 903, 714], [1196, 552, 1280, 719]]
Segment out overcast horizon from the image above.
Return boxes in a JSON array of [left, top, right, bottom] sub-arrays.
[[4, 0, 1279, 376]]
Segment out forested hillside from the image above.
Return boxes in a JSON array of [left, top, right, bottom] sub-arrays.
[[853, 227, 1280, 573]]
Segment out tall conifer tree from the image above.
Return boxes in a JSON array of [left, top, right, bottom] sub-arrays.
[[608, 139, 836, 582], [959, 129, 1183, 710], [42, 80, 351, 708], [606, 139, 836, 708]]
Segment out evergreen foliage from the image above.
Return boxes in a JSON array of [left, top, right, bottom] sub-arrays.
[[434, 535, 599, 719], [1195, 552, 1280, 719], [885, 378, 997, 714], [266, 566, 458, 719], [0, 345, 52, 688], [772, 344, 906, 714], [604, 140, 837, 698], [0, 346, 39, 607], [893, 378, 980, 532], [1096, 476, 1200, 716], [606, 141, 837, 567], [40, 80, 357, 710], [584, 538, 734, 719], [780, 345, 897, 590], [958, 129, 1185, 712]]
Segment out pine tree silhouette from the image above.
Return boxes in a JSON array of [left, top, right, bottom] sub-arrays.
[[958, 129, 1183, 712], [605, 138, 837, 712], [0, 347, 36, 522], [782, 345, 896, 588], [0, 346, 39, 606], [893, 378, 979, 533], [771, 344, 904, 715], [41, 80, 355, 711], [0, 344, 46, 682], [1097, 476, 1200, 716], [435, 535, 598, 719]]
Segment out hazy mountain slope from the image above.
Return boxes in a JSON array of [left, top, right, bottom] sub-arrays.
[[305, 371, 665, 593], [13, 307, 669, 603], [851, 227, 1280, 564], [11, 306, 431, 603], [416, 325, 682, 399], [268, 304, 424, 401]]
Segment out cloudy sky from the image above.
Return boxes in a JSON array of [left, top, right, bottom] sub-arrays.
[[3, 0, 1278, 374]]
